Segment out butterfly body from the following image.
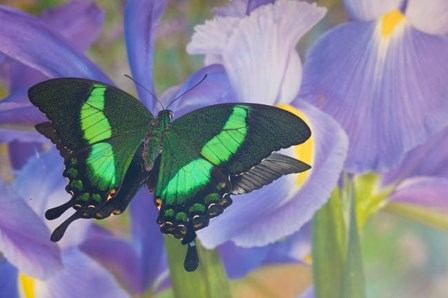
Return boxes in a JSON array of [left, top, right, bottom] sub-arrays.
[[29, 78, 312, 271]]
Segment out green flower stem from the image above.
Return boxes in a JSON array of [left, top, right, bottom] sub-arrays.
[[164, 236, 231, 298], [312, 176, 365, 298]]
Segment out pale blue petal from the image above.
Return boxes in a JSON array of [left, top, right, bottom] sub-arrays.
[[300, 20, 448, 173], [0, 181, 62, 279], [389, 177, 448, 211], [198, 101, 348, 247], [406, 0, 448, 35], [0, 5, 110, 82], [124, 0, 167, 110], [35, 248, 129, 298], [0, 260, 19, 298], [343, 0, 403, 21], [188, 1, 326, 104]]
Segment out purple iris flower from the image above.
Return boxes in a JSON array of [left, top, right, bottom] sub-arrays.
[[300, 0, 448, 173]]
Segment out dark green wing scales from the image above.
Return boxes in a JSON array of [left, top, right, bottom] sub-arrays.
[[153, 104, 311, 270], [29, 78, 153, 240]]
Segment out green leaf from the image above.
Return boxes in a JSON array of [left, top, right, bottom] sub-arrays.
[[385, 202, 448, 231], [342, 188, 366, 298], [312, 188, 346, 298], [164, 236, 231, 298], [313, 178, 366, 298]]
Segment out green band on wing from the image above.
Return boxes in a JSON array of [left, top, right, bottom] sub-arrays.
[[87, 142, 117, 191], [81, 85, 116, 190], [81, 84, 112, 143], [162, 158, 213, 204], [200, 105, 249, 165]]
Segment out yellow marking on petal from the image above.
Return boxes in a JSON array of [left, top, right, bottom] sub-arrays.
[[277, 104, 314, 187], [381, 9, 406, 38], [19, 273, 36, 298], [303, 254, 313, 265]]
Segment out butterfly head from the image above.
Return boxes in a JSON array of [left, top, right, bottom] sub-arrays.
[[157, 109, 174, 121]]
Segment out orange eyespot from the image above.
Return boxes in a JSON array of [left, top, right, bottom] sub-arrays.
[[107, 189, 117, 200], [155, 198, 162, 210]]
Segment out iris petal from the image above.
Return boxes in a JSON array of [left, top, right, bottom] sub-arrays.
[[188, 0, 326, 104], [389, 177, 448, 211], [405, 0, 448, 35], [35, 248, 129, 298], [383, 126, 448, 185], [12, 150, 90, 248], [301, 20, 448, 173], [0, 5, 110, 82], [124, 0, 167, 110], [343, 0, 403, 21], [0, 260, 18, 298], [40, 1, 105, 52], [0, 181, 62, 279]]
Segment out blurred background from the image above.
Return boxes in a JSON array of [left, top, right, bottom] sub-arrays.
[[0, 0, 447, 297]]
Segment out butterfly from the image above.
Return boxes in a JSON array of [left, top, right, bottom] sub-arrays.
[[28, 78, 312, 271]]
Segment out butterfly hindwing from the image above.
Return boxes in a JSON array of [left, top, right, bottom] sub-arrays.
[[29, 78, 153, 240]]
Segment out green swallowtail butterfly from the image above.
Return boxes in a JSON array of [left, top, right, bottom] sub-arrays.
[[28, 78, 312, 271]]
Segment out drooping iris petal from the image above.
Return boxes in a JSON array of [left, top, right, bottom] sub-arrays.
[[40, 0, 104, 53], [124, 0, 167, 110], [383, 126, 448, 185], [188, 0, 326, 104], [300, 13, 448, 173], [388, 177, 448, 211], [343, 0, 402, 21], [0, 5, 110, 83], [34, 248, 129, 298], [0, 1, 104, 93], [405, 0, 448, 35], [0, 181, 62, 279], [12, 150, 90, 248], [198, 101, 348, 247], [0, 260, 18, 298]]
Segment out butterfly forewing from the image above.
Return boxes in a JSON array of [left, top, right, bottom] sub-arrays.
[[29, 78, 153, 240]]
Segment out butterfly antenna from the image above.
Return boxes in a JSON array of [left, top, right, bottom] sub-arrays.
[[166, 74, 208, 110], [124, 74, 165, 109]]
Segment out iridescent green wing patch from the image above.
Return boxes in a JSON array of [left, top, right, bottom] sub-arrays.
[[29, 78, 153, 241]]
